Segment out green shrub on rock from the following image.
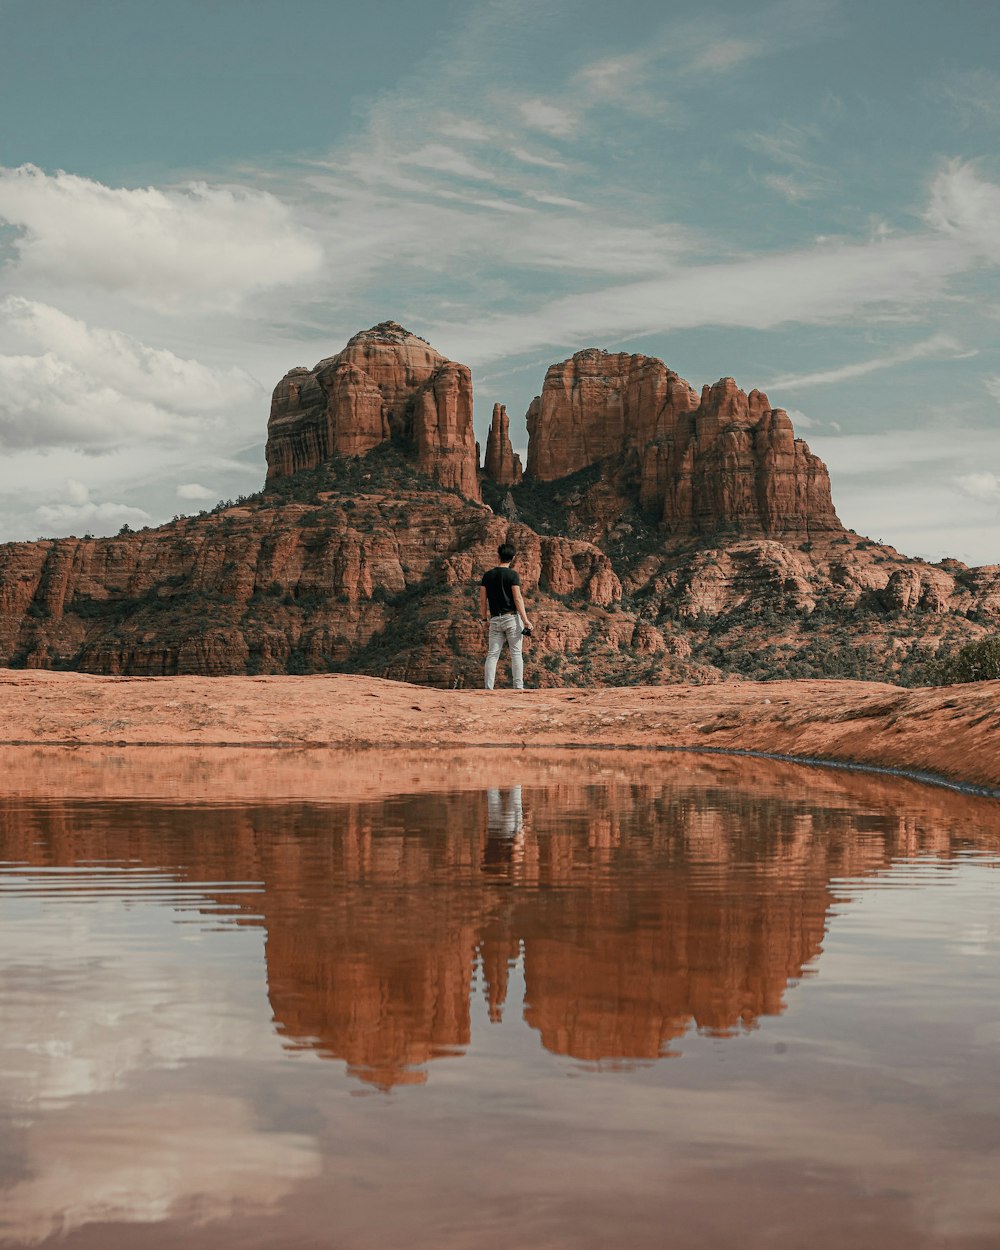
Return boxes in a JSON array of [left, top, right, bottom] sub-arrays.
[[927, 635, 1000, 684]]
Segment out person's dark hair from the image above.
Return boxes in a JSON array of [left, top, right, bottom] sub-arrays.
[[497, 542, 516, 563]]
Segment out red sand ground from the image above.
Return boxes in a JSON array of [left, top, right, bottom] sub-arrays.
[[1, 670, 998, 792]]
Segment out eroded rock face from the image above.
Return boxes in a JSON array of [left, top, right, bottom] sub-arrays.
[[526, 350, 700, 482], [526, 352, 839, 538], [0, 492, 621, 680], [4, 325, 1000, 686], [265, 323, 480, 499], [482, 404, 523, 486]]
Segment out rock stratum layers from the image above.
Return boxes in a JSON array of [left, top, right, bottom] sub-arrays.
[[1, 321, 998, 685], [526, 351, 838, 536], [266, 322, 480, 499]]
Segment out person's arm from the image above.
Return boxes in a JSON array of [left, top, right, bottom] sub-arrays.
[[480, 585, 490, 622], [512, 585, 531, 629]]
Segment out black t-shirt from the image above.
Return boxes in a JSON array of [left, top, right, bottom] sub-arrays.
[[481, 566, 520, 616]]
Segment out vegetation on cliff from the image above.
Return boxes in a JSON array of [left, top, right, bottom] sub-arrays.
[[1, 325, 997, 687], [926, 635, 1000, 684]]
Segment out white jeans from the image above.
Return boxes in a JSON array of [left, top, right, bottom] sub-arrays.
[[484, 614, 524, 689], [487, 786, 523, 836]]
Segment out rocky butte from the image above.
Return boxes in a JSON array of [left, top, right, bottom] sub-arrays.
[[525, 350, 838, 535], [266, 322, 480, 499], [0, 323, 998, 685]]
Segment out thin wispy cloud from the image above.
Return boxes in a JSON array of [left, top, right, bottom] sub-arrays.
[[767, 334, 974, 392], [1, 0, 998, 564], [743, 121, 833, 202], [934, 67, 1000, 128], [508, 146, 571, 170], [401, 144, 499, 182], [427, 225, 980, 365], [519, 100, 578, 138]]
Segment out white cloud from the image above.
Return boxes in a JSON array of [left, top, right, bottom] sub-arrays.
[[766, 334, 971, 392], [438, 118, 494, 142], [519, 100, 577, 137], [575, 53, 644, 97], [0, 299, 261, 452], [5, 1095, 320, 1244], [955, 471, 1000, 503], [0, 165, 323, 312], [3, 297, 260, 413], [507, 146, 570, 170], [925, 160, 1000, 262], [526, 192, 587, 209], [0, 352, 194, 451], [1, 891, 320, 1243], [430, 232, 968, 365], [985, 376, 1000, 403], [176, 482, 218, 500], [34, 481, 150, 535], [693, 38, 765, 72], [785, 407, 820, 429], [402, 143, 498, 182], [812, 426, 1000, 477], [302, 158, 694, 290], [811, 426, 1000, 564]]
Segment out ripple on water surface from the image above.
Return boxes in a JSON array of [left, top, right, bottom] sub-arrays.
[[1, 748, 999, 1250]]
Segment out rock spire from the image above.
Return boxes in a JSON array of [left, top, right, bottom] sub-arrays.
[[482, 403, 523, 487]]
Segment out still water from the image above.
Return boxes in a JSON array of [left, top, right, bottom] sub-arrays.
[[1, 748, 999, 1250]]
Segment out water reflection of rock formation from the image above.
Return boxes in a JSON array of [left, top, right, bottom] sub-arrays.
[[3, 767, 997, 1090]]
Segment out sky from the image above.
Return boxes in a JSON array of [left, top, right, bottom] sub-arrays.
[[1, 0, 999, 563]]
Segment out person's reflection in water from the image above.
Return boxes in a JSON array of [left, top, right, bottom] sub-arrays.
[[482, 785, 524, 878]]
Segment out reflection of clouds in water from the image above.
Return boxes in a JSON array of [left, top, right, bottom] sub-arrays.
[[1, 891, 278, 1107], [464, 1077, 1000, 1241], [1, 1093, 320, 1244], [0, 888, 320, 1241]]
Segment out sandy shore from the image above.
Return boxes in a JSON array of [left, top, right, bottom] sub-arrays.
[[1, 670, 998, 793]]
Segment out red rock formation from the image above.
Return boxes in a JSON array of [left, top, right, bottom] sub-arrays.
[[0, 491, 622, 680], [482, 404, 523, 486], [3, 326, 999, 686], [526, 351, 839, 537], [526, 349, 699, 481], [265, 322, 480, 499]]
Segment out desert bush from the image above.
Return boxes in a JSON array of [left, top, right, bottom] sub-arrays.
[[926, 635, 1000, 684]]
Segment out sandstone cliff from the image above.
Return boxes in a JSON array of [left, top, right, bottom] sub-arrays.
[[266, 322, 480, 499], [526, 351, 839, 537], [1, 324, 998, 686], [0, 452, 622, 682]]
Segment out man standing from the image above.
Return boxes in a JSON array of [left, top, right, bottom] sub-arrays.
[[480, 542, 532, 690]]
